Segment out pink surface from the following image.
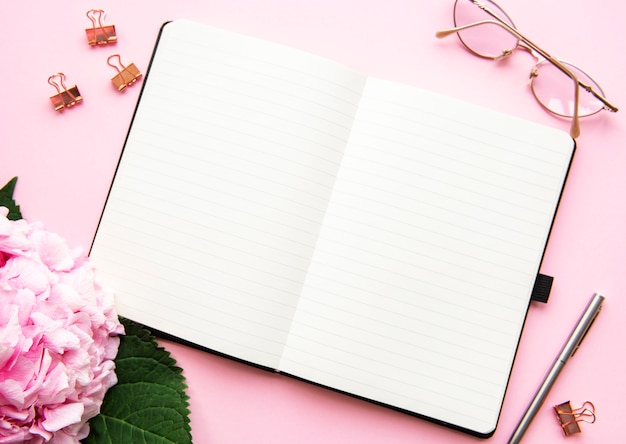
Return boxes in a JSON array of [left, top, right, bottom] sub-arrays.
[[1, 0, 624, 442]]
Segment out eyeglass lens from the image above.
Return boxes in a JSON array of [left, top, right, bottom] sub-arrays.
[[453, 0, 518, 59], [531, 60, 606, 117]]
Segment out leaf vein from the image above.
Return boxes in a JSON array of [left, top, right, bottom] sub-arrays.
[[97, 414, 180, 444]]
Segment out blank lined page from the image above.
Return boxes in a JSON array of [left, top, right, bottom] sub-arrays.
[[90, 20, 367, 369], [279, 78, 574, 434]]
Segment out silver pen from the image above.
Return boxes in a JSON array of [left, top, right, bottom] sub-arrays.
[[509, 292, 605, 443]]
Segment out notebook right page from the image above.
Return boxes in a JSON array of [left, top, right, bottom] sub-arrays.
[[279, 78, 574, 436]]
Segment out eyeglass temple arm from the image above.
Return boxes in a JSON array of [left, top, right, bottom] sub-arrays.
[[437, 21, 580, 138]]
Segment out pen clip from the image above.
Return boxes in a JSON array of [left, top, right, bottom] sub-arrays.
[[570, 305, 602, 357]]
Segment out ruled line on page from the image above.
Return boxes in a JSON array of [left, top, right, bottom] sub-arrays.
[[314, 213, 538, 280], [280, 333, 502, 421], [294, 288, 517, 355], [279, 348, 495, 426], [109, 180, 323, 242], [95, 231, 302, 310], [152, 64, 359, 134], [328, 187, 547, 251], [114, 299, 288, 364], [360, 94, 570, 160], [100, 205, 318, 274], [96, 236, 299, 316], [123, 144, 339, 207], [167, 33, 367, 97], [132, 124, 343, 179], [340, 144, 557, 209], [283, 325, 503, 399], [308, 245, 530, 307]]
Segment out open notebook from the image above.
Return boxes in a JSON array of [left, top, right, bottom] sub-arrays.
[[90, 20, 575, 437]]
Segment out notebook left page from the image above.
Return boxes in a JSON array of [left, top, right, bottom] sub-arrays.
[[89, 20, 367, 369]]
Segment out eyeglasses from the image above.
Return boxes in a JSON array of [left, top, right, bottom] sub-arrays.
[[436, 0, 618, 138]]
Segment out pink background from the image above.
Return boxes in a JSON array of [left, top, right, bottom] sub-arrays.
[[1, 0, 625, 442]]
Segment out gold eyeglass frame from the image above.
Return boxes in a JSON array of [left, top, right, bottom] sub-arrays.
[[436, 0, 618, 138]]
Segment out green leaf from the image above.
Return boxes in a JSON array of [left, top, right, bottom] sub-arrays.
[[0, 177, 22, 220], [83, 318, 192, 444]]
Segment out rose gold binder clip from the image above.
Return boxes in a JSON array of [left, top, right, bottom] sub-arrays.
[[85, 9, 117, 46], [48, 73, 82, 111], [107, 55, 142, 92], [553, 400, 596, 436]]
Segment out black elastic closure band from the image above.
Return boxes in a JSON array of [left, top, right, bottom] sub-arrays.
[[531, 274, 553, 303]]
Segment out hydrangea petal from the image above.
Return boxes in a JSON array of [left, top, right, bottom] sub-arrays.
[[0, 380, 25, 408], [30, 231, 74, 272], [42, 403, 85, 432]]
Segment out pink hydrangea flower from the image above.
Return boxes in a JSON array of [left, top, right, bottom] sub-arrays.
[[0, 207, 124, 443]]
